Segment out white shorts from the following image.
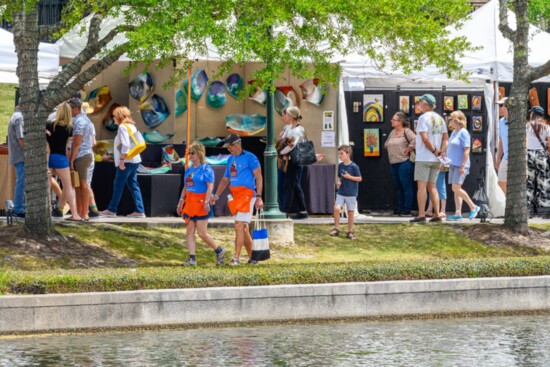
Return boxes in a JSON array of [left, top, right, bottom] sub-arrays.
[[498, 159, 508, 182], [234, 197, 256, 223], [335, 194, 357, 211]]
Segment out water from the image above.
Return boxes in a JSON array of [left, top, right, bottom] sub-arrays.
[[1, 315, 550, 366]]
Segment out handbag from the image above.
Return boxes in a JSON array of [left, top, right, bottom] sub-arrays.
[[403, 128, 416, 163], [289, 126, 316, 166], [70, 170, 80, 187], [120, 123, 146, 159], [251, 209, 270, 261]]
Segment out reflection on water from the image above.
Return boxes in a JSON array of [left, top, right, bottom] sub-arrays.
[[1, 315, 550, 366]]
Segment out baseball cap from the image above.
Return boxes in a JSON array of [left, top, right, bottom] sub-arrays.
[[419, 94, 436, 107], [530, 106, 545, 115], [497, 97, 508, 105], [223, 133, 241, 147]]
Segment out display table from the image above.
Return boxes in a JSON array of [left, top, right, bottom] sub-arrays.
[[301, 164, 336, 214], [0, 150, 16, 211]]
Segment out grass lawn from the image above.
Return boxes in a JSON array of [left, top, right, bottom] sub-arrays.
[[0, 84, 17, 144]]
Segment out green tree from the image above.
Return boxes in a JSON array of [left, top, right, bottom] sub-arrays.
[[3, 0, 474, 235], [498, 0, 550, 234]]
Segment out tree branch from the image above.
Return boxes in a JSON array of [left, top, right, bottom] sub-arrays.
[[498, 0, 514, 41], [530, 60, 550, 81], [39, 23, 63, 40]]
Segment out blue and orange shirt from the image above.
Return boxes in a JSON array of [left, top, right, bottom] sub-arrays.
[[224, 150, 260, 193], [184, 163, 215, 194]]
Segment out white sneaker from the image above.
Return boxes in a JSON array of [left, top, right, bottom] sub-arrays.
[[100, 210, 117, 217], [127, 212, 146, 218]]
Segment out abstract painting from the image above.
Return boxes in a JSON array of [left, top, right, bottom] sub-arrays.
[[363, 94, 384, 122], [472, 116, 483, 132]]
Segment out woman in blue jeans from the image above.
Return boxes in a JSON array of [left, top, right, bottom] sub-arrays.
[[100, 106, 145, 218], [384, 112, 416, 216]]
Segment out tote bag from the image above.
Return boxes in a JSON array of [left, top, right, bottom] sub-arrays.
[[251, 209, 270, 261], [121, 123, 146, 159], [289, 126, 317, 166]]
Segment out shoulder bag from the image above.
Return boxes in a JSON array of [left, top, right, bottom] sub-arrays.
[[403, 128, 416, 163], [120, 123, 146, 159], [290, 125, 317, 166]]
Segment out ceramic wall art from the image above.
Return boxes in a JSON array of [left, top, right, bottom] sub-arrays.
[[206, 154, 230, 165], [300, 78, 325, 106], [197, 137, 224, 147], [364, 128, 380, 157], [138, 163, 172, 174], [206, 81, 227, 108], [226, 73, 243, 98], [363, 94, 384, 122], [183, 68, 209, 101], [162, 145, 185, 165], [86, 86, 112, 113], [248, 80, 267, 105], [274, 86, 300, 115], [175, 89, 188, 117], [400, 95, 410, 114], [140, 94, 170, 128], [457, 95, 469, 110], [226, 114, 267, 136], [102, 103, 121, 131], [129, 72, 154, 102], [143, 130, 175, 144]]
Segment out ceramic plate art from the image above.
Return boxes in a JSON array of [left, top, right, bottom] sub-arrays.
[[248, 80, 267, 105], [175, 89, 188, 117], [206, 154, 230, 165], [300, 79, 326, 106], [140, 94, 170, 128], [86, 86, 112, 113], [274, 86, 300, 115], [162, 145, 185, 165], [143, 130, 175, 144], [226, 114, 266, 136], [183, 68, 209, 101], [102, 103, 121, 131], [206, 81, 227, 108], [225, 73, 243, 98], [197, 137, 224, 147], [129, 72, 154, 102]]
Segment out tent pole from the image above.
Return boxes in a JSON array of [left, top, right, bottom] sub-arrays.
[[185, 61, 191, 168]]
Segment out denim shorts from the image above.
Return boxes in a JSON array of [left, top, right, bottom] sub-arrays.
[[335, 194, 357, 211], [48, 154, 69, 169]]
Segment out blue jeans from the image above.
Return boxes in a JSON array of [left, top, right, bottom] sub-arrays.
[[13, 162, 25, 214], [390, 160, 414, 213], [107, 163, 144, 213], [436, 171, 447, 200]]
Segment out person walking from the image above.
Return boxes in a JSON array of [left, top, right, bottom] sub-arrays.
[[177, 141, 226, 266], [7, 105, 25, 218], [526, 106, 550, 217], [495, 98, 509, 194]]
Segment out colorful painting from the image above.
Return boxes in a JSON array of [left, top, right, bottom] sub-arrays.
[[472, 137, 483, 154], [472, 95, 483, 111], [363, 94, 384, 122], [472, 116, 483, 132], [400, 95, 410, 114], [445, 115, 453, 131], [364, 128, 380, 157], [443, 96, 454, 111], [457, 95, 468, 110], [414, 96, 422, 115]]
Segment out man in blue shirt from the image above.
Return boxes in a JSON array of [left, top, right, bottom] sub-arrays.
[[7, 106, 25, 217], [495, 97, 509, 194]]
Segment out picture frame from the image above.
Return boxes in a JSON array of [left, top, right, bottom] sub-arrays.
[[472, 137, 483, 154], [457, 95, 468, 110], [363, 94, 384, 122], [472, 95, 483, 111], [443, 96, 454, 111], [414, 96, 422, 115], [399, 95, 410, 114], [472, 116, 483, 132], [364, 128, 380, 157]]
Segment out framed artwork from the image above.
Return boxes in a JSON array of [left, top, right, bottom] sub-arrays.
[[414, 96, 422, 114], [445, 115, 453, 130], [472, 116, 483, 132], [364, 128, 380, 157], [499, 87, 505, 101], [457, 95, 468, 110], [472, 137, 483, 154], [443, 96, 454, 111], [363, 94, 384, 122], [400, 95, 410, 114], [472, 95, 483, 111]]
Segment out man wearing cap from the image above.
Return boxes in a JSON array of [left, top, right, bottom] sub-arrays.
[[211, 134, 264, 265], [8, 105, 25, 218], [68, 97, 95, 220], [411, 94, 449, 223], [495, 97, 509, 193]]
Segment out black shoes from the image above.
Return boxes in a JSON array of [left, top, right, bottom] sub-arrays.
[[290, 212, 309, 220], [52, 208, 64, 217], [88, 210, 100, 218]]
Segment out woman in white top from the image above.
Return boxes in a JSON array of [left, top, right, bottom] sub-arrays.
[[280, 106, 308, 219], [277, 114, 293, 210], [526, 106, 550, 217], [100, 106, 146, 218]]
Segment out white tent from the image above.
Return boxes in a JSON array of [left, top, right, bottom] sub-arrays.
[[0, 27, 59, 84]]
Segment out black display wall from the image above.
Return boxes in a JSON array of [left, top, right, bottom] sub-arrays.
[[344, 89, 488, 213]]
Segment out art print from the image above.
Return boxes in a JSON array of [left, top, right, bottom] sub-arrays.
[[472, 137, 483, 154], [414, 96, 422, 115], [363, 94, 384, 122], [472, 116, 483, 132], [443, 96, 454, 111], [364, 128, 380, 157], [457, 95, 468, 110], [399, 95, 410, 114], [472, 95, 483, 111]]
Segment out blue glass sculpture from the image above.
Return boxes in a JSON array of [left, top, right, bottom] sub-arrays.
[[142, 130, 175, 144], [183, 68, 209, 101], [197, 137, 224, 147], [140, 94, 170, 128], [175, 89, 188, 117], [226, 114, 267, 136], [206, 81, 227, 108], [225, 73, 243, 98], [86, 86, 112, 113], [129, 72, 154, 102], [206, 154, 230, 165]]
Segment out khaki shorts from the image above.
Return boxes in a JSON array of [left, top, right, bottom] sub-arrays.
[[498, 159, 508, 182], [234, 197, 256, 223], [414, 161, 441, 183], [73, 154, 93, 181]]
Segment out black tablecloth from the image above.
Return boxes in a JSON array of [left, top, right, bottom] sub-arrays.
[[302, 164, 336, 214]]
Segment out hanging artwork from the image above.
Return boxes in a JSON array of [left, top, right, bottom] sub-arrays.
[[101, 103, 121, 132], [445, 115, 453, 131], [472, 116, 483, 132], [472, 95, 483, 111], [443, 96, 454, 111], [129, 72, 154, 102], [300, 78, 326, 106], [86, 86, 112, 113], [457, 95, 468, 110], [399, 95, 410, 114], [162, 145, 185, 165], [143, 130, 175, 144], [226, 73, 243, 98], [175, 89, 188, 116], [183, 69, 209, 101], [274, 86, 301, 115], [248, 80, 267, 105], [414, 96, 422, 115], [363, 94, 384, 122], [197, 137, 224, 147], [364, 128, 380, 157], [226, 114, 267, 136], [529, 87, 539, 108], [499, 87, 505, 101], [206, 81, 227, 108], [140, 94, 170, 128], [472, 137, 483, 154]]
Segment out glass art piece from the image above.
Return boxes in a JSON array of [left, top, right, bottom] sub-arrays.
[[183, 68, 209, 101], [206, 81, 227, 108], [138, 162, 172, 174], [140, 94, 170, 128], [206, 154, 230, 165], [102, 103, 121, 131], [129, 72, 154, 102], [457, 95, 469, 110], [162, 145, 185, 165], [226, 114, 267, 136], [363, 94, 384, 122], [226, 73, 243, 98], [86, 86, 112, 113], [248, 80, 267, 105], [274, 86, 300, 115], [142, 130, 175, 144], [300, 78, 326, 106], [364, 128, 380, 157], [175, 89, 188, 117], [197, 137, 224, 147], [472, 95, 482, 111]]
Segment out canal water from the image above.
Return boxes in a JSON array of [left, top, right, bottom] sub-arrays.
[[1, 315, 549, 366]]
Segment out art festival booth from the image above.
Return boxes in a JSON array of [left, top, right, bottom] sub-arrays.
[[337, 0, 550, 217]]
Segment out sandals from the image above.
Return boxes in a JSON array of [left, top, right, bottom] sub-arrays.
[[347, 231, 357, 240], [329, 228, 340, 236]]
